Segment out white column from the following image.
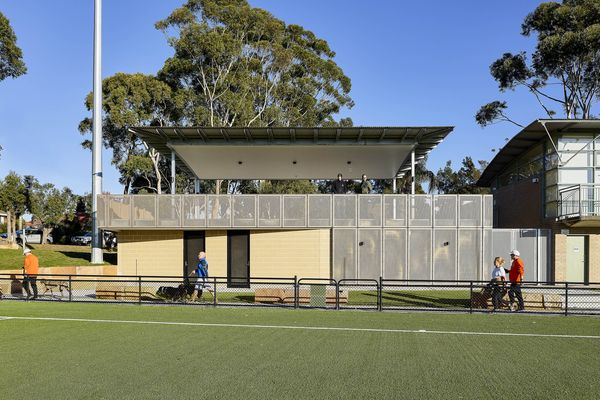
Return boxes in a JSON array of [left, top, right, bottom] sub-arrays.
[[91, 0, 103, 264], [411, 149, 416, 195], [171, 152, 176, 194], [392, 175, 397, 194], [194, 178, 200, 194]]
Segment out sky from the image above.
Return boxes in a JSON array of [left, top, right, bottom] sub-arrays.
[[0, 0, 545, 195]]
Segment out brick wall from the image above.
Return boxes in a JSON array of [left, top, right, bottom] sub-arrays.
[[588, 235, 600, 282], [554, 233, 567, 282], [250, 229, 330, 278], [118, 230, 183, 276]]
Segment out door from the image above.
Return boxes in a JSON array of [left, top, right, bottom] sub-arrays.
[[228, 230, 250, 288], [566, 235, 587, 283], [184, 231, 205, 277]]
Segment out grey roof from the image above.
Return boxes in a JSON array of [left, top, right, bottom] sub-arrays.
[[129, 126, 453, 178], [478, 119, 600, 187]]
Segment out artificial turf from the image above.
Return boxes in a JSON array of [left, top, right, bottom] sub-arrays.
[[1, 302, 599, 400]]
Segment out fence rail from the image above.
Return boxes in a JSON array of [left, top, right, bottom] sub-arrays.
[[558, 184, 600, 219], [2, 274, 599, 316]]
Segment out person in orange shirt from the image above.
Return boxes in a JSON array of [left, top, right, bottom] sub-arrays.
[[22, 247, 39, 300], [504, 249, 525, 311]]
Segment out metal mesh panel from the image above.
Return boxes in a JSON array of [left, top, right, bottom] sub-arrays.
[[157, 195, 181, 227], [232, 196, 256, 227], [283, 196, 306, 227], [258, 195, 281, 227], [539, 230, 550, 282], [483, 229, 493, 279], [458, 230, 480, 280], [298, 279, 337, 309], [359, 196, 382, 227], [459, 196, 482, 227], [308, 195, 332, 227], [516, 229, 538, 281], [182, 196, 206, 227], [97, 196, 106, 227], [408, 229, 431, 280], [207, 196, 231, 227], [408, 196, 432, 227], [339, 280, 379, 310], [358, 229, 382, 279], [384, 195, 406, 227], [132, 196, 156, 227], [333, 195, 357, 226], [333, 229, 356, 280], [434, 196, 457, 227], [384, 229, 406, 279], [108, 196, 131, 227], [433, 229, 456, 280], [492, 230, 513, 264], [483, 195, 493, 227]]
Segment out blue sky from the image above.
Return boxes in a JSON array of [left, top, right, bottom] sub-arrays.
[[0, 0, 544, 194]]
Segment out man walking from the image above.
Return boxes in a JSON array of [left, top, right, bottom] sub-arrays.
[[504, 249, 525, 311], [22, 248, 39, 300]]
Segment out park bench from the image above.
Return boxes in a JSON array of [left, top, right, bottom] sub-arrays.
[[95, 282, 156, 301]]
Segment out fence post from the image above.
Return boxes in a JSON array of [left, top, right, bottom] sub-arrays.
[[294, 275, 298, 309], [469, 281, 473, 314], [138, 276, 142, 305], [213, 277, 217, 307], [564, 282, 569, 316], [378, 276, 383, 312], [68, 275, 72, 302]]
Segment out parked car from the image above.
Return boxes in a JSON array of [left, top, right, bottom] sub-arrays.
[[71, 232, 93, 246], [16, 229, 53, 244], [0, 232, 7, 239]]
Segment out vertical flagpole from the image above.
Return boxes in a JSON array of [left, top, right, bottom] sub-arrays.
[[91, 0, 103, 263]]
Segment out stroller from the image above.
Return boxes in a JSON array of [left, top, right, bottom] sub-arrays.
[[473, 280, 517, 311]]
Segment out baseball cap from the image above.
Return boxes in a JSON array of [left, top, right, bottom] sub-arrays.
[[23, 248, 31, 254], [510, 249, 520, 257]]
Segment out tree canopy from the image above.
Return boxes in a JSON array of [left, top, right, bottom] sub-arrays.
[[476, 0, 600, 127], [435, 157, 490, 195], [0, 11, 26, 82], [80, 0, 354, 194]]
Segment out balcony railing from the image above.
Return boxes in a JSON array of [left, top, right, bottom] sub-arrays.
[[97, 194, 493, 229], [558, 184, 600, 219]]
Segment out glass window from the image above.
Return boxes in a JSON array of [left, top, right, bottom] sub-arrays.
[[519, 157, 543, 179], [545, 169, 558, 186], [558, 168, 592, 184], [544, 153, 559, 169], [545, 186, 557, 202]]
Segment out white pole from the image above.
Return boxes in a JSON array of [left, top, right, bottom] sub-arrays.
[[91, 0, 103, 264], [171, 152, 176, 194], [411, 149, 416, 195]]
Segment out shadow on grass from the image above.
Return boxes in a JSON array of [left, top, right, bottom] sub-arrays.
[[355, 291, 470, 308], [55, 251, 117, 265]]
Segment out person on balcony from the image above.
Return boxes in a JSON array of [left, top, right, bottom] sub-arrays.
[[332, 173, 347, 194], [359, 174, 373, 194]]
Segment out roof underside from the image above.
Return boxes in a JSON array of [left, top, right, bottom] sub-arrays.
[[478, 119, 600, 187], [130, 126, 453, 179]]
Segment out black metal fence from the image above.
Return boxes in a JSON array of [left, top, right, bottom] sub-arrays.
[[2, 273, 600, 315]]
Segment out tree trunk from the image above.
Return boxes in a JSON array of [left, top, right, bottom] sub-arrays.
[[6, 211, 12, 245], [41, 227, 52, 245]]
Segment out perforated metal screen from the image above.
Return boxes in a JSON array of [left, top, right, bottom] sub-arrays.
[[384, 229, 406, 279], [459, 196, 482, 227], [132, 196, 156, 227], [107, 196, 130, 227], [158, 196, 181, 227], [458, 229, 480, 280], [333, 195, 356, 226], [333, 229, 356, 280], [183, 195, 206, 227], [384, 195, 406, 227], [359, 196, 382, 227], [258, 195, 281, 227], [232, 196, 256, 227], [516, 229, 538, 281], [409, 196, 432, 227], [207, 196, 231, 227], [283, 196, 306, 227], [483, 195, 493, 227], [434, 196, 457, 227], [409, 229, 431, 279], [358, 229, 382, 279], [308, 195, 331, 227], [433, 229, 456, 280]]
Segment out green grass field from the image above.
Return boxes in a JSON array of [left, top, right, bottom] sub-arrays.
[[0, 244, 117, 269], [1, 302, 599, 400]]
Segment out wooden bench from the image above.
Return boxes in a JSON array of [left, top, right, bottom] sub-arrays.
[[95, 283, 156, 300], [255, 288, 348, 304]]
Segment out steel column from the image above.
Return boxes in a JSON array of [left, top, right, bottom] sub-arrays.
[[91, 0, 103, 264]]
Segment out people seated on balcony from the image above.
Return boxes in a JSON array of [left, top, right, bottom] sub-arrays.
[[332, 173, 347, 194]]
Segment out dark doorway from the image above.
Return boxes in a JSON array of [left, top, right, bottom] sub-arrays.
[[228, 230, 250, 288], [184, 231, 205, 277]]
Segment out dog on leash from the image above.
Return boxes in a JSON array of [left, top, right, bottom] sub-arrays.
[[156, 284, 195, 302]]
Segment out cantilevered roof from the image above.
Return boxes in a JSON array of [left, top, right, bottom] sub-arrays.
[[478, 119, 600, 187], [129, 126, 453, 179]]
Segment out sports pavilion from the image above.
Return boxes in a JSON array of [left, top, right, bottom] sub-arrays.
[[96, 126, 550, 285]]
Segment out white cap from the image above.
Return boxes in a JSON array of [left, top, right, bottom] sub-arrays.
[[510, 249, 520, 257], [23, 248, 31, 254]]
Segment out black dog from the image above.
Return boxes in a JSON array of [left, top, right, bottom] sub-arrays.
[[156, 284, 195, 302]]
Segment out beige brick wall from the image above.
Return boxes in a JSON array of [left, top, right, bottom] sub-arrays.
[[250, 229, 330, 278], [589, 235, 600, 282], [118, 231, 183, 276], [205, 231, 228, 277], [554, 233, 567, 282]]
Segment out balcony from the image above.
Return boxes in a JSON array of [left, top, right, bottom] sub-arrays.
[[558, 184, 600, 226], [97, 194, 493, 230]]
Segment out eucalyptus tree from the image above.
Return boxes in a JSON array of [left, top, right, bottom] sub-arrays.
[[476, 0, 600, 127], [0, 172, 26, 245], [30, 181, 77, 244]]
